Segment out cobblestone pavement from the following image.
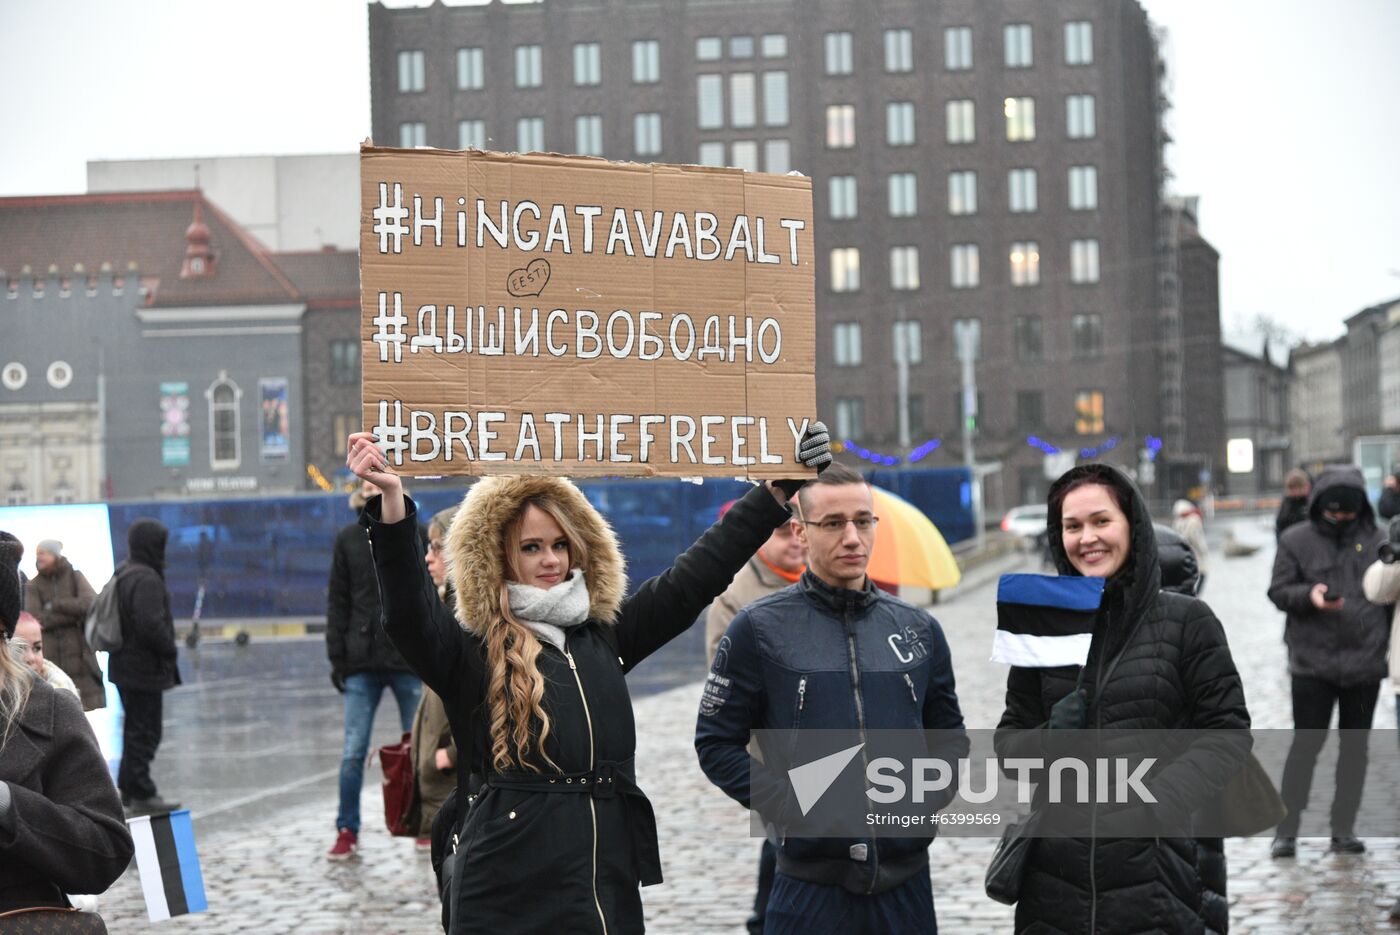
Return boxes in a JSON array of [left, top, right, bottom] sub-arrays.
[[93, 514, 1400, 933]]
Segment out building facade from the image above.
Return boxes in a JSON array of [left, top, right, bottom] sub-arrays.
[[367, 0, 1205, 509], [1221, 342, 1289, 497], [1290, 339, 1346, 471]]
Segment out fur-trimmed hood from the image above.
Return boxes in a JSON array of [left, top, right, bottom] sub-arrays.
[[445, 476, 627, 635]]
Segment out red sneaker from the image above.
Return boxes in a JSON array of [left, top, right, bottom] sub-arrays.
[[415, 837, 432, 851], [327, 828, 358, 860]]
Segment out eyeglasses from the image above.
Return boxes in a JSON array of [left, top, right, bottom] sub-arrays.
[[800, 516, 879, 535]]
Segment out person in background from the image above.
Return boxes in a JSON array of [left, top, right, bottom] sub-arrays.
[[1275, 470, 1312, 542], [702, 501, 808, 935], [326, 480, 425, 860], [1361, 516, 1400, 921], [1172, 499, 1211, 593], [409, 507, 460, 850], [13, 611, 78, 699], [1378, 470, 1400, 522], [0, 531, 134, 913], [23, 539, 104, 710]]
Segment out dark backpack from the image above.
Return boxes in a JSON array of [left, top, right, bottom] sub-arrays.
[[85, 564, 132, 652]]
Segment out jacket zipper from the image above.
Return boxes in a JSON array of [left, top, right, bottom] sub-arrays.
[[903, 672, 917, 706], [564, 646, 609, 935], [1089, 641, 1103, 935], [797, 676, 807, 714], [842, 605, 879, 894]]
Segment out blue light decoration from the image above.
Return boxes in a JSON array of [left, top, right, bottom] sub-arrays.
[[1077, 435, 1122, 460], [1026, 436, 1060, 455], [840, 437, 943, 467], [1143, 435, 1163, 462], [908, 439, 941, 462]]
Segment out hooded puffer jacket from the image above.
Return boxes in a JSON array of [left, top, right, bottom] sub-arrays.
[[110, 520, 181, 692], [1268, 465, 1389, 686], [995, 464, 1250, 935], [364, 478, 791, 935]]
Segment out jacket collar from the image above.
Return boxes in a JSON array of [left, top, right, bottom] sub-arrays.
[[799, 570, 880, 615]]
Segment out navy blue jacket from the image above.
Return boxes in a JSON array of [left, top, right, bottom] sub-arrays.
[[695, 571, 967, 893]]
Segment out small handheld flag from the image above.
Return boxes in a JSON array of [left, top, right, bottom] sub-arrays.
[[992, 574, 1104, 668], [127, 809, 208, 922]]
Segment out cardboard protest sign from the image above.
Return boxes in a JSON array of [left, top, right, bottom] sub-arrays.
[[359, 144, 816, 478]]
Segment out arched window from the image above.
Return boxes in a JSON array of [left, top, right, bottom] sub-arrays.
[[206, 373, 242, 469]]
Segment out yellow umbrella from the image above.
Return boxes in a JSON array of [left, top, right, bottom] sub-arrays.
[[866, 486, 962, 590]]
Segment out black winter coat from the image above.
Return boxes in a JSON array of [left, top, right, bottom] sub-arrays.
[[110, 520, 181, 693], [1378, 485, 1400, 522], [365, 479, 790, 935], [326, 521, 423, 676], [995, 464, 1251, 935], [1274, 495, 1309, 542], [1268, 466, 1389, 687]]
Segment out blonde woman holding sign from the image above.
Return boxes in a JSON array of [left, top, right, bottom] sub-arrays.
[[345, 427, 830, 934]]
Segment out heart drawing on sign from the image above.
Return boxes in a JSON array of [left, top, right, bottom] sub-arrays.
[[506, 258, 552, 297]]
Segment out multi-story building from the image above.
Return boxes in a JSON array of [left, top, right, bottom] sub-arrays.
[[1221, 340, 1290, 497], [1381, 314, 1400, 434], [368, 0, 1201, 509], [1290, 338, 1346, 472]]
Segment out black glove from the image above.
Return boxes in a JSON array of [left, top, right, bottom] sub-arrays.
[[1048, 689, 1087, 730], [330, 669, 347, 694], [772, 421, 833, 498], [1380, 517, 1400, 564]]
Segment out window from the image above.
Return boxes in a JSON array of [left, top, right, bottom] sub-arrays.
[[517, 117, 544, 153], [825, 32, 853, 75], [515, 45, 543, 88], [945, 26, 972, 70], [763, 71, 789, 126], [399, 122, 426, 148], [1016, 391, 1044, 430], [890, 246, 920, 290], [1015, 316, 1043, 360], [830, 247, 860, 292], [1072, 313, 1103, 358], [892, 320, 923, 364], [1010, 241, 1040, 286], [761, 34, 787, 58], [635, 113, 662, 156], [1008, 168, 1038, 212], [633, 39, 660, 83], [730, 140, 758, 172], [886, 102, 915, 146], [398, 50, 425, 92], [698, 75, 724, 129], [1067, 94, 1096, 139], [950, 244, 979, 289], [834, 398, 864, 441], [575, 115, 603, 156], [696, 37, 722, 60], [207, 375, 242, 469], [1075, 390, 1105, 435], [1005, 97, 1035, 141], [885, 28, 913, 72], [900, 395, 926, 437], [953, 390, 983, 435], [333, 414, 358, 456], [946, 170, 975, 215], [1071, 239, 1100, 283], [697, 142, 725, 166], [729, 36, 754, 59], [1004, 24, 1033, 68], [834, 322, 862, 366], [458, 119, 485, 150], [730, 73, 756, 128], [890, 172, 918, 217], [946, 100, 975, 143], [330, 339, 359, 385], [826, 104, 855, 148], [764, 140, 790, 173], [1069, 165, 1098, 210], [1065, 21, 1094, 65], [829, 175, 858, 219], [574, 42, 601, 86], [457, 48, 484, 90]]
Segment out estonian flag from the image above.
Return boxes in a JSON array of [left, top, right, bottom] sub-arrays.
[[991, 574, 1104, 668], [127, 809, 207, 922]]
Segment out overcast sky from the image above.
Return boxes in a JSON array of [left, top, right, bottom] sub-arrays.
[[4, 0, 1396, 343]]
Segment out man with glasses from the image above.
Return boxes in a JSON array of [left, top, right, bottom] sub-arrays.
[[696, 462, 967, 934]]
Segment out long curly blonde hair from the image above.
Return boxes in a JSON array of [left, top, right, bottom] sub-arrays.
[[486, 497, 591, 773], [0, 638, 33, 751]]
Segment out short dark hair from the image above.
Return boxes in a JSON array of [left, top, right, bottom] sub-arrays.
[[796, 462, 866, 517]]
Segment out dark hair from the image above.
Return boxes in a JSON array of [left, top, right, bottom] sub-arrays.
[[1047, 471, 1129, 527], [795, 462, 865, 517]]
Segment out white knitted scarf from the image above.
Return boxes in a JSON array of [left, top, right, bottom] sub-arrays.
[[506, 570, 590, 652]]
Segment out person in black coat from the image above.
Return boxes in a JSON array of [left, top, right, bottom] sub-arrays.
[[995, 464, 1251, 935], [1275, 469, 1312, 542], [111, 518, 182, 816], [345, 426, 829, 935], [1379, 470, 1400, 522]]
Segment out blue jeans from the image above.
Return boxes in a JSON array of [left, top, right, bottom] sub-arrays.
[[764, 870, 935, 935], [336, 670, 421, 833]]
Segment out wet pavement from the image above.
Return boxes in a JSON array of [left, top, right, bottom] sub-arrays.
[[88, 513, 1400, 932]]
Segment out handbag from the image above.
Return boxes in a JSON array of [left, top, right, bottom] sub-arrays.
[[379, 731, 419, 837], [0, 907, 108, 934], [984, 810, 1040, 906], [1196, 752, 1286, 837]]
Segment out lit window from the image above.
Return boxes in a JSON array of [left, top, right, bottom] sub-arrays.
[[1016, 316, 1043, 361], [1067, 94, 1096, 139], [1069, 165, 1098, 210], [1005, 97, 1035, 141], [574, 43, 601, 86], [1072, 314, 1104, 358], [698, 75, 724, 129], [835, 398, 864, 440], [515, 45, 543, 88], [834, 322, 862, 366], [1075, 390, 1105, 435], [333, 414, 358, 456], [950, 244, 979, 289], [885, 28, 914, 72], [761, 34, 787, 58], [829, 176, 858, 219], [764, 140, 790, 173], [763, 71, 789, 126], [830, 247, 861, 292], [697, 142, 726, 167], [944, 26, 972, 70], [457, 48, 484, 90], [1065, 21, 1094, 65], [893, 320, 923, 364], [1004, 24, 1033, 68], [1008, 168, 1038, 212], [399, 122, 426, 148], [634, 113, 662, 156], [575, 115, 603, 156], [730, 73, 756, 128], [633, 40, 660, 83], [890, 173, 919, 217], [946, 100, 975, 143], [886, 102, 915, 146], [825, 32, 853, 75], [946, 170, 975, 215], [398, 50, 425, 93], [207, 375, 242, 469], [696, 37, 722, 61], [826, 104, 856, 148], [517, 117, 544, 153], [1071, 239, 1100, 283], [729, 36, 754, 59], [458, 119, 485, 150], [730, 140, 758, 172], [1010, 242, 1040, 286], [890, 246, 920, 290]]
